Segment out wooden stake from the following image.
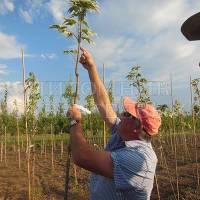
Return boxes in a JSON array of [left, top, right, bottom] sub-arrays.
[[103, 64, 106, 148], [190, 76, 199, 186], [170, 75, 179, 200], [17, 116, 21, 169], [51, 123, 54, 170], [22, 49, 31, 200], [4, 126, 7, 166]]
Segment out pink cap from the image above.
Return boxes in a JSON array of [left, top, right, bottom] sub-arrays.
[[123, 96, 161, 136]]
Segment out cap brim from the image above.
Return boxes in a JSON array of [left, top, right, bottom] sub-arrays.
[[181, 12, 200, 41], [123, 97, 139, 119]]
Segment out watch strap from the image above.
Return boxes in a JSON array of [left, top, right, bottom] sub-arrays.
[[69, 120, 80, 129]]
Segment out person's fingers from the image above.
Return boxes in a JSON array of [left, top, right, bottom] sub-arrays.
[[80, 54, 86, 60], [67, 106, 73, 115], [80, 47, 88, 56], [79, 56, 87, 65], [72, 104, 79, 111], [79, 58, 84, 64], [80, 56, 86, 62], [71, 104, 76, 108], [80, 47, 86, 53], [67, 106, 78, 118]]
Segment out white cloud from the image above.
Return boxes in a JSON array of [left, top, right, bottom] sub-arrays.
[[19, 0, 48, 24], [86, 0, 200, 79], [91, 0, 200, 36], [8, 94, 24, 114], [82, 0, 200, 109], [19, 8, 33, 24], [48, 0, 66, 23], [87, 36, 135, 68], [0, 0, 15, 14], [40, 53, 57, 59], [0, 64, 8, 74], [18, 53, 57, 60], [175, 44, 195, 59], [0, 82, 23, 113], [0, 32, 25, 59]]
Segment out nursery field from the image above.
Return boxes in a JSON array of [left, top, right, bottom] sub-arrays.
[[0, 132, 200, 200], [0, 0, 200, 200]]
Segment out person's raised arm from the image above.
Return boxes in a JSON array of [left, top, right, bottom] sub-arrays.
[[67, 105, 113, 178], [79, 48, 117, 129]]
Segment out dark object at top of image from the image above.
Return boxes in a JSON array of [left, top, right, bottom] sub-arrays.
[[181, 12, 200, 41]]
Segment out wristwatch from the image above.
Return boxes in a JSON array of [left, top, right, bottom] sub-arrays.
[[69, 119, 80, 129]]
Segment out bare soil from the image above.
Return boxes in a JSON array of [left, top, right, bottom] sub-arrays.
[[0, 135, 200, 200], [0, 147, 89, 200]]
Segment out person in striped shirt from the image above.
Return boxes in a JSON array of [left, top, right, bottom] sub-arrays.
[[67, 48, 161, 200]]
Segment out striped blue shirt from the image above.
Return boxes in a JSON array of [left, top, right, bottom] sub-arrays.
[[90, 118, 157, 200]]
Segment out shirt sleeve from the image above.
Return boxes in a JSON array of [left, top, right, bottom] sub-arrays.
[[111, 117, 121, 135], [111, 148, 147, 191]]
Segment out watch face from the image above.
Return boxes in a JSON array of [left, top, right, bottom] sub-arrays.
[[70, 120, 77, 126]]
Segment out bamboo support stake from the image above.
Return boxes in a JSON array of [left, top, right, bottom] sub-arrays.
[[17, 116, 21, 169], [61, 130, 63, 159], [41, 133, 45, 158], [27, 145, 31, 200], [44, 142, 47, 161], [22, 49, 29, 153], [21, 134, 24, 151], [4, 126, 7, 166], [0, 139, 3, 163], [103, 64, 106, 148], [40, 139, 43, 157], [155, 173, 161, 200], [51, 123, 54, 170], [170, 75, 179, 200], [22, 49, 31, 200], [157, 135, 177, 200], [65, 24, 82, 200], [190, 76, 199, 186]]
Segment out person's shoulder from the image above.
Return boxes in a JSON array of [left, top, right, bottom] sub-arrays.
[[110, 145, 155, 192], [125, 140, 157, 162], [111, 144, 157, 170], [111, 147, 146, 168]]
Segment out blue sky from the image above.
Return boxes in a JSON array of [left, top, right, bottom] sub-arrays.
[[0, 0, 200, 112]]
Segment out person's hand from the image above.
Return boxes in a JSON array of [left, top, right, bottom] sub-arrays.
[[79, 47, 96, 70], [67, 105, 82, 121]]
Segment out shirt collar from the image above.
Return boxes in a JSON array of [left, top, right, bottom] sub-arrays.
[[125, 140, 152, 148]]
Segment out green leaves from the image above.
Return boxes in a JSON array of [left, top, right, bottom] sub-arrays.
[[193, 104, 200, 115], [191, 78, 200, 115], [63, 18, 77, 26], [50, 0, 99, 51], [63, 83, 76, 105], [81, 36, 94, 44], [126, 66, 151, 104], [173, 100, 183, 116], [82, 28, 96, 36], [50, 0, 99, 107], [82, 20, 89, 28], [64, 49, 78, 55], [26, 72, 41, 116], [50, 24, 74, 38], [81, 28, 96, 44], [1, 85, 8, 114], [157, 104, 170, 117], [68, 0, 99, 17], [85, 94, 95, 110], [107, 81, 114, 104]]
